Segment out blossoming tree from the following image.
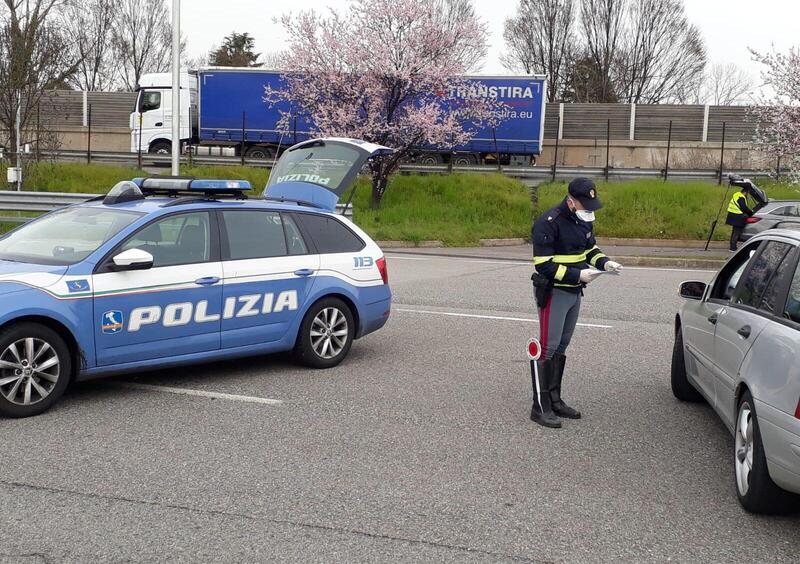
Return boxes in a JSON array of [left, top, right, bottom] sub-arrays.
[[751, 48, 800, 180], [266, 0, 505, 208]]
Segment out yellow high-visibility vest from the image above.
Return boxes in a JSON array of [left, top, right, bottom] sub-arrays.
[[728, 191, 747, 215]]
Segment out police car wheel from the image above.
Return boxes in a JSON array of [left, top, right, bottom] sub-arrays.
[[294, 298, 354, 369], [670, 326, 704, 403], [0, 323, 72, 418]]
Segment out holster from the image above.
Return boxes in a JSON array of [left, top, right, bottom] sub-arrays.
[[531, 271, 553, 309]]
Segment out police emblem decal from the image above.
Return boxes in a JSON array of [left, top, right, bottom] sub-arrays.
[[66, 279, 89, 293], [589, 189, 596, 198], [102, 310, 124, 334]]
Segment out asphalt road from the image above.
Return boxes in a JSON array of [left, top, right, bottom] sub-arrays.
[[1, 254, 798, 563]]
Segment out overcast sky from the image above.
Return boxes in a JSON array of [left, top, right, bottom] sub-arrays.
[[182, 0, 797, 89]]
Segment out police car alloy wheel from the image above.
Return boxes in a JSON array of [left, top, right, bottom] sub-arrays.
[[294, 298, 355, 369], [0, 323, 72, 418]]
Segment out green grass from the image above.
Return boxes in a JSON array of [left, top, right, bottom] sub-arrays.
[[0, 162, 272, 194], [535, 179, 800, 240], [345, 173, 532, 246]]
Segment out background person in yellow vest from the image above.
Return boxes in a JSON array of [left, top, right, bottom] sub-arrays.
[[725, 184, 754, 251]]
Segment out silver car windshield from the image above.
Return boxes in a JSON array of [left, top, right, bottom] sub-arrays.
[[0, 207, 142, 266]]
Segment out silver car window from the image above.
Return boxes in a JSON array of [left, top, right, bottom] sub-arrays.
[[785, 262, 800, 324], [734, 242, 792, 308]]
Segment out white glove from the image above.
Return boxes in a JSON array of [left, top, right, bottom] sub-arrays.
[[579, 268, 603, 284], [604, 260, 623, 273]]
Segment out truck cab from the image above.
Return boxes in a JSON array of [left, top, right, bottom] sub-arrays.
[[130, 72, 197, 154]]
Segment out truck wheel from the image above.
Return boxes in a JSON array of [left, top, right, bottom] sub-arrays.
[[294, 298, 355, 369], [452, 154, 475, 166], [671, 326, 703, 402], [149, 141, 171, 154], [419, 153, 443, 166], [245, 146, 274, 160], [735, 391, 799, 514], [0, 323, 72, 418]]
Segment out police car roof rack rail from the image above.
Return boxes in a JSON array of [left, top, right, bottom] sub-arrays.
[[160, 197, 212, 208], [263, 195, 327, 210]]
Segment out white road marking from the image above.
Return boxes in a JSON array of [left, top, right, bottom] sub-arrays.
[[111, 382, 283, 405], [386, 253, 717, 273], [394, 308, 613, 329]]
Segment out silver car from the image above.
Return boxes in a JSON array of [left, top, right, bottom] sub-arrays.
[[673, 229, 800, 513], [740, 200, 800, 241]]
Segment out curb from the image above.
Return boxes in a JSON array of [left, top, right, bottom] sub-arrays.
[[384, 248, 726, 270]]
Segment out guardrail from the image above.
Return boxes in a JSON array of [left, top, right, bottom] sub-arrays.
[[0, 189, 352, 225], [33, 150, 778, 184]]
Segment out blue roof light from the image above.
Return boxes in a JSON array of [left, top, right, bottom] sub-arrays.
[[130, 177, 252, 193]]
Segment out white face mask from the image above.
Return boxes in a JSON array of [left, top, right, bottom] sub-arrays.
[[575, 209, 596, 222]]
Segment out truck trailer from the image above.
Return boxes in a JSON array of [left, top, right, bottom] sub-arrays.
[[130, 68, 546, 165]]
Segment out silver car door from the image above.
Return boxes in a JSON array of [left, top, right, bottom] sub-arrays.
[[713, 241, 795, 427]]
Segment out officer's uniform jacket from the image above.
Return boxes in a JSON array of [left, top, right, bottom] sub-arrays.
[[532, 199, 610, 293]]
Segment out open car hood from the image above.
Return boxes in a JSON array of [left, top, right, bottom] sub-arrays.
[[264, 138, 393, 211]]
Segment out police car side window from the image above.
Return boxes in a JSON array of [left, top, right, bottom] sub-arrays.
[[222, 211, 288, 260], [120, 212, 210, 267], [295, 214, 364, 254]]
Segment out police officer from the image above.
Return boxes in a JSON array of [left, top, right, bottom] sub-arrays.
[[529, 178, 622, 428], [725, 183, 754, 251]]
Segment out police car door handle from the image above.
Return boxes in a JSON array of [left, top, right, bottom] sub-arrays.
[[294, 269, 314, 277], [194, 276, 220, 286]]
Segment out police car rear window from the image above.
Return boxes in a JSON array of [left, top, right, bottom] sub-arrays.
[[295, 214, 364, 254]]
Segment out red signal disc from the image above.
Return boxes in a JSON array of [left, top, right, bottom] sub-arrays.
[[527, 338, 541, 361]]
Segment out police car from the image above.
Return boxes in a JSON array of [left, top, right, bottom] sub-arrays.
[[0, 138, 392, 418]]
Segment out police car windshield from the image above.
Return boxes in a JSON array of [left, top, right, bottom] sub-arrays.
[[268, 143, 362, 195], [0, 207, 142, 266]]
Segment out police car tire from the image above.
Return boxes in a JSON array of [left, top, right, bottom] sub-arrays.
[[735, 391, 799, 514], [671, 327, 703, 403], [294, 298, 355, 369], [0, 323, 72, 419]]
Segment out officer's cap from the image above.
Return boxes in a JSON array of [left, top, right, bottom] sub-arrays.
[[568, 177, 602, 211]]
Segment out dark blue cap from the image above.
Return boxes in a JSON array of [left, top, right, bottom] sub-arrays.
[[568, 177, 602, 211]]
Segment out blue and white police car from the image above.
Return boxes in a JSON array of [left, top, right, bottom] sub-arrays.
[[0, 138, 392, 418]]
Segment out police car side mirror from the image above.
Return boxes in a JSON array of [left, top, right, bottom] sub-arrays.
[[112, 248, 154, 271], [679, 281, 707, 300]]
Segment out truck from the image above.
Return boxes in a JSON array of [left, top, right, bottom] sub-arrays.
[[130, 68, 546, 166]]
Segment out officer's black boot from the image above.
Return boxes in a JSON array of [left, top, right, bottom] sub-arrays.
[[551, 353, 581, 419], [530, 358, 561, 429]]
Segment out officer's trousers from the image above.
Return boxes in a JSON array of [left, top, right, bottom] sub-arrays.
[[537, 288, 581, 359]]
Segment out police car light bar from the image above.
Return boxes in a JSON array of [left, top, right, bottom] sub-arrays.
[[131, 177, 252, 196]]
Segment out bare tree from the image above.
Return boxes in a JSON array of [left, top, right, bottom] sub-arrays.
[[260, 51, 285, 70], [501, 0, 576, 102], [579, 0, 626, 102], [700, 62, 752, 106], [430, 0, 488, 72], [111, 0, 172, 90], [614, 0, 706, 104], [63, 0, 116, 91], [0, 0, 78, 153]]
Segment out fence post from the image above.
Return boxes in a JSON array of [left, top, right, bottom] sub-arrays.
[[87, 104, 92, 165], [557, 103, 564, 140], [629, 103, 636, 141], [552, 111, 561, 183], [702, 105, 710, 143], [605, 119, 611, 181], [241, 111, 246, 166], [664, 120, 673, 181], [492, 127, 501, 172], [35, 102, 41, 164], [718, 121, 727, 185], [776, 156, 781, 182], [137, 112, 143, 170]]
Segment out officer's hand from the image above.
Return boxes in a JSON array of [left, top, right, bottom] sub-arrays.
[[579, 268, 603, 284], [604, 260, 623, 273]]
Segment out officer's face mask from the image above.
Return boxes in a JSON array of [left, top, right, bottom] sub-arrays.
[[568, 197, 596, 222]]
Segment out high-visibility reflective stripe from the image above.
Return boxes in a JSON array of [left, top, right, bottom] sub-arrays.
[[589, 252, 606, 266], [554, 282, 580, 288], [555, 265, 567, 281], [553, 253, 587, 263], [533, 256, 553, 265], [728, 191, 746, 214]]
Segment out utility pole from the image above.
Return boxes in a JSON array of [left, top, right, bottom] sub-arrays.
[[171, 0, 181, 176], [15, 91, 22, 190]]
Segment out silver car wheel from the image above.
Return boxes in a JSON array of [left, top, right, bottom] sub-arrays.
[[310, 307, 349, 359], [735, 403, 754, 497], [0, 338, 60, 406]]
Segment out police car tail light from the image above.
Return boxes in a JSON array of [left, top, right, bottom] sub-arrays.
[[794, 397, 800, 420], [746, 217, 761, 224], [376, 257, 389, 284]]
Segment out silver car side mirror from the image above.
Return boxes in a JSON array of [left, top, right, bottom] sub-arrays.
[[679, 281, 707, 300]]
